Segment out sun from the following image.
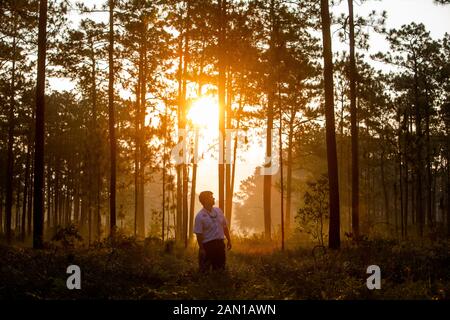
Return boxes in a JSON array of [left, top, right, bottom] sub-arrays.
[[187, 96, 219, 130]]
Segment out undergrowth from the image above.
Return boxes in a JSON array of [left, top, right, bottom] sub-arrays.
[[0, 236, 448, 300]]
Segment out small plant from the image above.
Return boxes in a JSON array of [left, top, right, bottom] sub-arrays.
[[295, 175, 329, 246], [52, 224, 83, 249]]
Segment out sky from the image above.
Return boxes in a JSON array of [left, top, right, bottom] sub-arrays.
[[49, 0, 450, 205]]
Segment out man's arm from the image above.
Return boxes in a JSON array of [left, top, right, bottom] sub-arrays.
[[224, 226, 232, 250], [196, 233, 205, 253]]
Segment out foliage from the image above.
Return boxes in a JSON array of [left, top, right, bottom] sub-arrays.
[[0, 238, 448, 299], [51, 224, 83, 249], [296, 175, 329, 246]]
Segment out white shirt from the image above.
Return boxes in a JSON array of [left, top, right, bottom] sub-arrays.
[[193, 207, 228, 243]]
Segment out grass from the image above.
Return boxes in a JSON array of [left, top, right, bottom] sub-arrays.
[[0, 235, 448, 300]]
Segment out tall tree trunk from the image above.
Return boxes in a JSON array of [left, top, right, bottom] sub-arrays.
[[424, 86, 433, 231], [0, 188, 3, 234], [225, 67, 233, 228], [21, 144, 31, 240], [27, 152, 34, 236], [229, 95, 244, 230], [134, 77, 141, 237], [320, 0, 340, 249], [405, 115, 410, 238], [138, 39, 147, 238], [33, 0, 48, 249], [278, 86, 284, 250], [183, 8, 191, 246], [413, 57, 424, 237], [162, 107, 168, 241], [189, 133, 198, 241], [90, 42, 101, 240], [46, 165, 51, 229], [5, 13, 18, 244], [176, 30, 183, 242], [218, 0, 226, 212], [16, 185, 20, 235], [348, 0, 359, 239], [399, 125, 404, 238], [380, 149, 390, 225], [108, 0, 117, 237], [285, 110, 294, 235], [264, 0, 277, 241], [447, 146, 450, 238]]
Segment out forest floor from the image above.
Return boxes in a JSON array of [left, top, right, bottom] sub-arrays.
[[0, 235, 449, 300]]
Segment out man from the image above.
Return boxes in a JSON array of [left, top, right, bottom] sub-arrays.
[[193, 191, 232, 271]]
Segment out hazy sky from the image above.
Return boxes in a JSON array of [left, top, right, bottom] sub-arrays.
[[49, 0, 450, 206]]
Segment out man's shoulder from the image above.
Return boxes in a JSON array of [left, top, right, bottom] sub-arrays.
[[213, 207, 224, 216], [195, 208, 208, 219]]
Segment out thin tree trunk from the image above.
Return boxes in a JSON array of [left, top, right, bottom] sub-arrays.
[[218, 0, 226, 212], [182, 3, 190, 246], [286, 109, 294, 234], [162, 106, 168, 241], [0, 188, 3, 234], [21, 144, 31, 240], [278, 86, 284, 250], [189, 149, 197, 241], [134, 78, 140, 237], [46, 166, 51, 229], [176, 19, 184, 243], [264, 0, 276, 241], [5, 13, 18, 244], [348, 0, 359, 239], [413, 57, 424, 237], [138, 39, 147, 238], [108, 0, 117, 237], [380, 149, 390, 225], [229, 95, 244, 230], [225, 67, 233, 228]]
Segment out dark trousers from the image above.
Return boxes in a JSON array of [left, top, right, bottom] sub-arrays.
[[199, 239, 226, 271]]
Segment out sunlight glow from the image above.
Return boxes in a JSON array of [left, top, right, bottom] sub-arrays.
[[187, 96, 219, 131]]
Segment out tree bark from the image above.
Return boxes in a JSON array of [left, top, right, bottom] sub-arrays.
[[320, 0, 340, 249], [33, 0, 48, 249], [5, 12, 18, 244], [348, 0, 359, 239], [218, 0, 226, 212], [108, 0, 117, 237]]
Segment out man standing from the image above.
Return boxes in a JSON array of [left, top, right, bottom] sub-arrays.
[[194, 191, 232, 271]]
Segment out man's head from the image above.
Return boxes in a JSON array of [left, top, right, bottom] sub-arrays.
[[199, 191, 215, 209]]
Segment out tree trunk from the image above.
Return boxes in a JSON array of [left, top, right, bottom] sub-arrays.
[[278, 86, 284, 250], [108, 0, 117, 237], [33, 0, 48, 249], [229, 95, 244, 230], [225, 67, 233, 228], [348, 0, 359, 239], [380, 149, 390, 226], [320, 0, 340, 249], [21, 144, 31, 240], [218, 0, 226, 212], [134, 76, 140, 237], [0, 188, 3, 234], [286, 105, 295, 235], [264, 0, 277, 241], [5, 13, 18, 244], [138, 38, 147, 239], [413, 57, 424, 237]]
